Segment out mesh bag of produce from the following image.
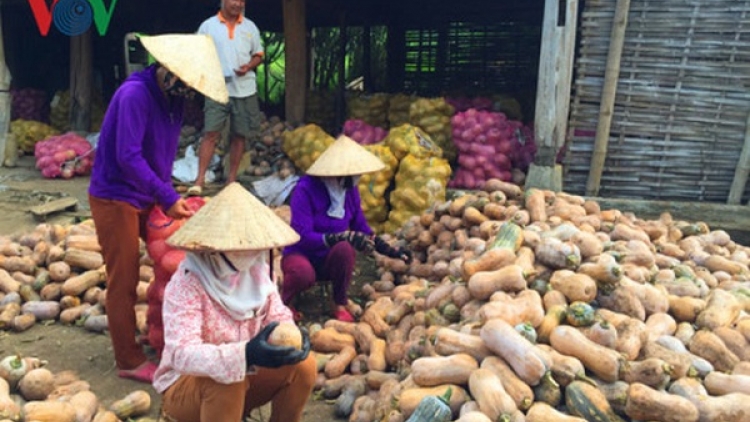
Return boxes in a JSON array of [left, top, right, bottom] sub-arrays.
[[385, 154, 451, 232], [383, 124, 442, 162], [34, 132, 95, 179], [409, 97, 456, 163], [145, 196, 206, 357], [11, 88, 50, 123], [346, 92, 389, 129], [281, 124, 334, 172], [306, 90, 336, 133], [358, 144, 398, 227], [10, 119, 59, 155], [388, 93, 417, 127]]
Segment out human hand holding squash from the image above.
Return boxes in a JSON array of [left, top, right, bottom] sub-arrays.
[[245, 322, 309, 368], [374, 236, 413, 263]]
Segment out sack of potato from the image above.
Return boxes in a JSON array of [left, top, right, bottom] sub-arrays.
[[388, 93, 418, 128], [383, 124, 442, 162], [49, 90, 106, 133], [281, 124, 334, 172], [385, 154, 451, 232], [347, 92, 389, 129], [358, 144, 398, 228], [306, 90, 336, 133], [409, 97, 456, 163], [9, 119, 59, 154]]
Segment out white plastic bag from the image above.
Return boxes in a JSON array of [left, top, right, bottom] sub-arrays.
[[172, 144, 218, 183], [253, 174, 299, 206]]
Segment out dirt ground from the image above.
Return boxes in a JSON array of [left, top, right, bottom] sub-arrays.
[[0, 156, 353, 421]]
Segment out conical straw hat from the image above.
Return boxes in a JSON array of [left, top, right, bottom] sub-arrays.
[[305, 135, 386, 177], [140, 34, 229, 104], [167, 183, 300, 251]]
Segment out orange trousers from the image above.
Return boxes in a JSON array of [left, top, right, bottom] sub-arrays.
[[161, 354, 317, 422], [88, 195, 151, 370]]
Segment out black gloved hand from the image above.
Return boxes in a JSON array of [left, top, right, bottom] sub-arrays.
[[245, 322, 309, 369], [397, 248, 413, 264], [324, 231, 375, 253], [374, 236, 413, 263]]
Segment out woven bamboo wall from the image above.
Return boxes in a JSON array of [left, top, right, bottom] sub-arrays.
[[566, 0, 750, 203]]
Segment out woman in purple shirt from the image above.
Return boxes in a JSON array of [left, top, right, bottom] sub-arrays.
[[281, 136, 411, 322], [88, 34, 228, 383]]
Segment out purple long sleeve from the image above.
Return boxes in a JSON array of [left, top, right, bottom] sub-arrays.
[[88, 65, 183, 211], [283, 176, 372, 263]]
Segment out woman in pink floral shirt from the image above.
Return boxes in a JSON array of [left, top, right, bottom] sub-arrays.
[[154, 183, 316, 422]]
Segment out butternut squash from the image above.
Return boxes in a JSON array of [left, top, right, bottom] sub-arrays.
[[325, 345, 357, 379], [480, 318, 549, 386], [0, 377, 21, 421], [468, 264, 527, 299], [624, 382, 698, 422], [432, 328, 492, 362], [411, 353, 478, 387], [550, 325, 622, 383], [480, 356, 533, 411], [549, 270, 597, 303], [704, 372, 750, 396], [619, 357, 672, 390], [109, 390, 151, 419], [310, 327, 356, 353], [688, 330, 739, 372], [669, 377, 750, 422], [61, 268, 106, 297], [23, 401, 77, 422], [63, 248, 104, 271], [526, 402, 586, 422], [468, 368, 517, 421], [479, 289, 545, 327]]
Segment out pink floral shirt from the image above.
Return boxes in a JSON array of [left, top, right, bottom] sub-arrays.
[[152, 265, 294, 393]]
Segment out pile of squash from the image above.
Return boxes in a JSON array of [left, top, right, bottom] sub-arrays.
[[0, 219, 151, 336], [0, 354, 152, 422], [308, 178, 750, 422]]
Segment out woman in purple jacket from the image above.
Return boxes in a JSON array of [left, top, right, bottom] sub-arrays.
[[281, 136, 411, 322], [88, 34, 228, 383]]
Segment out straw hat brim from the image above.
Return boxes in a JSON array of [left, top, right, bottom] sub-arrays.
[[140, 34, 229, 104], [167, 183, 300, 251], [306, 135, 386, 177]]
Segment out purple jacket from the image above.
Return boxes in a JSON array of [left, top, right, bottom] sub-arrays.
[[88, 65, 183, 211], [283, 175, 373, 263]]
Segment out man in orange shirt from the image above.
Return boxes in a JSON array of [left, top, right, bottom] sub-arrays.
[[190, 0, 264, 195]]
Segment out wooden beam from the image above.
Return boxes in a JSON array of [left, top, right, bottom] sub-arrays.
[[589, 196, 750, 232], [29, 197, 79, 221], [70, 29, 93, 133], [585, 0, 630, 196], [728, 111, 750, 205], [0, 6, 10, 165], [527, 0, 578, 192], [283, 0, 307, 125]]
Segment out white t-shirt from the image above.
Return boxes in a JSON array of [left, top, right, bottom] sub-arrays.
[[198, 13, 264, 98]]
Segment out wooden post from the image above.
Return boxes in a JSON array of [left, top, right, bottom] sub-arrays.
[[70, 29, 93, 133], [0, 6, 11, 165], [363, 25, 371, 92], [585, 0, 630, 196], [335, 13, 348, 130], [728, 111, 750, 205], [526, 0, 578, 192], [283, 0, 307, 125]]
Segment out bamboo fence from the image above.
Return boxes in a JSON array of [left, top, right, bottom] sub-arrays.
[[566, 0, 750, 203]]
